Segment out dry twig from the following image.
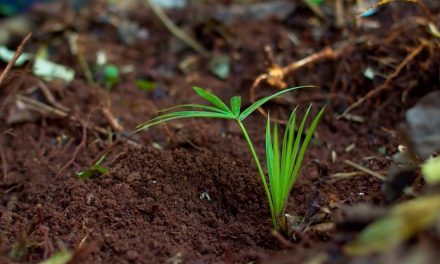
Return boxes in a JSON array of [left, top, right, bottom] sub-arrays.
[[341, 41, 428, 117], [101, 107, 123, 131], [57, 119, 87, 177], [343, 160, 385, 181], [0, 32, 32, 87]]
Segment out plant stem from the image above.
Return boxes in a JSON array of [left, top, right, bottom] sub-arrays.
[[236, 120, 277, 227]]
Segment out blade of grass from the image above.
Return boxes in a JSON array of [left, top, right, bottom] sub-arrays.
[[135, 110, 233, 131], [158, 104, 230, 114], [284, 104, 312, 196], [272, 123, 281, 214], [281, 111, 297, 197], [285, 106, 325, 201], [266, 115, 275, 210]]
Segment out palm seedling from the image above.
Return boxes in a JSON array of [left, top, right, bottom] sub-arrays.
[[136, 86, 325, 233]]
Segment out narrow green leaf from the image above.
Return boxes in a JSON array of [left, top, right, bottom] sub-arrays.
[[158, 104, 229, 114], [77, 155, 109, 179], [238, 86, 313, 121], [287, 105, 312, 185], [282, 110, 297, 195], [288, 106, 325, 191], [230, 96, 241, 116], [272, 123, 281, 215], [39, 250, 72, 264], [193, 86, 231, 113], [265, 114, 276, 209], [135, 110, 233, 131]]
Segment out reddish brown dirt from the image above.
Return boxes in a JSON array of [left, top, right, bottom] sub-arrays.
[[0, 1, 439, 263]]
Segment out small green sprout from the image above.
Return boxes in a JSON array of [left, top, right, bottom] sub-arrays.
[[76, 155, 109, 179], [136, 86, 324, 233]]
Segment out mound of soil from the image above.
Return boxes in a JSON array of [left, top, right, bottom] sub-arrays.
[[2, 147, 282, 263]]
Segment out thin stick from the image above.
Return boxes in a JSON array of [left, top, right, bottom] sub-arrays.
[[68, 33, 95, 85], [143, 0, 209, 56], [57, 119, 87, 177], [341, 41, 427, 116], [0, 32, 32, 87], [101, 107, 123, 131], [330, 171, 364, 179], [282, 47, 339, 75], [36, 79, 70, 112], [343, 160, 385, 181], [0, 142, 8, 180], [17, 95, 69, 118]]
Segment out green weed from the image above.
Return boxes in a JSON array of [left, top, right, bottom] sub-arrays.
[[136, 86, 324, 232]]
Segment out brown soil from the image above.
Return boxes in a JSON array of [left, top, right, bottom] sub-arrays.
[[1, 1, 439, 263]]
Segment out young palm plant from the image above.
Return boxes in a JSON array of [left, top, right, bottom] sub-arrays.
[[136, 86, 324, 233]]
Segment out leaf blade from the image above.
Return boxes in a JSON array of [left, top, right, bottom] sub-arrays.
[[265, 114, 276, 210], [193, 86, 231, 113], [135, 110, 233, 132], [287, 106, 325, 194], [230, 96, 241, 116], [158, 104, 230, 114], [238, 86, 313, 121]]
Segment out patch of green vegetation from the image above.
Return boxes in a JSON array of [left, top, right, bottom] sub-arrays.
[[137, 86, 324, 233], [76, 155, 109, 179], [136, 79, 158, 91], [39, 250, 72, 264]]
